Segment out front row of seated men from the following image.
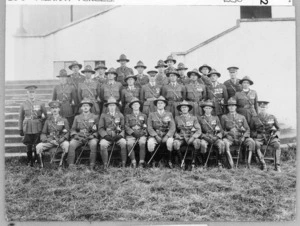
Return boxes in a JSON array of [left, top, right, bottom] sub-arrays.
[[32, 94, 281, 172]]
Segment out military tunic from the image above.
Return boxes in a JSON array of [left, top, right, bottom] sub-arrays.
[[78, 80, 101, 115], [185, 81, 207, 116], [67, 72, 85, 114], [235, 90, 258, 124], [140, 83, 162, 115], [156, 72, 169, 86], [162, 83, 187, 116], [198, 75, 212, 87], [116, 66, 134, 86], [100, 81, 123, 113], [177, 76, 190, 85], [207, 82, 228, 116], [121, 86, 141, 115], [135, 74, 149, 88], [223, 79, 242, 98]]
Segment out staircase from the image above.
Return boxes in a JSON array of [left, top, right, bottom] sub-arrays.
[[5, 80, 59, 154]]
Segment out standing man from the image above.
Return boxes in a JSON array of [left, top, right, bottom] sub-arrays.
[[173, 101, 202, 170], [140, 70, 162, 116], [199, 100, 230, 169], [223, 66, 242, 98], [94, 62, 108, 87], [36, 101, 70, 167], [164, 55, 177, 75], [198, 64, 212, 87], [99, 97, 127, 168], [185, 68, 207, 116], [162, 67, 186, 116], [177, 63, 190, 85], [155, 60, 169, 86], [147, 96, 175, 168], [221, 98, 256, 169], [19, 85, 48, 166], [52, 69, 78, 127], [121, 74, 141, 115], [134, 61, 149, 88], [235, 76, 258, 124], [67, 98, 99, 170], [78, 65, 101, 115], [116, 54, 134, 86], [125, 98, 148, 168], [100, 68, 123, 113], [206, 69, 228, 119], [250, 101, 281, 172]]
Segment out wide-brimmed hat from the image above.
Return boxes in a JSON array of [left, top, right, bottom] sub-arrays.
[[104, 97, 119, 107], [207, 69, 221, 78], [225, 97, 237, 106], [187, 68, 201, 78], [177, 63, 188, 71], [176, 100, 193, 112], [147, 70, 158, 76], [155, 60, 167, 69], [134, 61, 147, 69], [79, 98, 94, 108], [257, 101, 270, 107], [199, 64, 212, 72], [105, 68, 118, 76], [164, 55, 176, 64], [117, 54, 130, 62], [124, 74, 137, 82], [48, 100, 61, 108], [69, 61, 82, 70], [153, 96, 168, 106], [129, 97, 142, 109], [25, 85, 38, 90], [227, 66, 239, 71], [201, 100, 215, 108], [239, 76, 254, 85], [166, 67, 180, 77], [81, 65, 95, 74], [94, 62, 107, 70], [56, 69, 70, 78]]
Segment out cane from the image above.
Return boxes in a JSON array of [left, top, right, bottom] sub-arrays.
[[75, 140, 89, 165], [128, 138, 139, 157], [147, 144, 161, 165], [263, 131, 275, 157], [180, 145, 189, 168], [204, 143, 214, 168], [235, 141, 243, 168], [107, 142, 116, 168]]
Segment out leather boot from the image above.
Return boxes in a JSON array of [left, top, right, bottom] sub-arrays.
[[131, 161, 137, 169], [257, 149, 267, 171], [26, 145, 33, 166], [217, 153, 223, 170], [122, 161, 126, 168], [247, 150, 252, 169], [168, 152, 173, 169], [225, 151, 234, 169], [274, 149, 281, 172]]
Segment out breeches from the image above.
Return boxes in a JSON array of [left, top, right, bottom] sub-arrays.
[[173, 138, 201, 151], [200, 139, 225, 154], [36, 141, 69, 154], [147, 137, 174, 152]]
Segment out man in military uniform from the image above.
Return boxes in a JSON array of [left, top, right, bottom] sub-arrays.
[[198, 64, 212, 87], [221, 98, 256, 169], [177, 63, 190, 85], [235, 76, 258, 124], [99, 97, 127, 168], [134, 61, 149, 88], [78, 65, 101, 115], [67, 98, 99, 170], [164, 55, 177, 75], [173, 101, 202, 170], [140, 70, 162, 116], [125, 98, 148, 168], [19, 85, 48, 166], [223, 66, 242, 98], [185, 68, 207, 116], [100, 68, 123, 113], [52, 69, 78, 127], [94, 62, 108, 87], [162, 67, 186, 116], [155, 59, 169, 86], [206, 69, 228, 119], [36, 101, 70, 167], [147, 96, 175, 168], [121, 74, 141, 115], [199, 100, 230, 169], [116, 54, 134, 86], [250, 101, 281, 172]]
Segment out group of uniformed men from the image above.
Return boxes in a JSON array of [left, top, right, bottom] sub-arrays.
[[18, 54, 282, 172]]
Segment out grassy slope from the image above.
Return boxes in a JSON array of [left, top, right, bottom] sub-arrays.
[[5, 149, 296, 222]]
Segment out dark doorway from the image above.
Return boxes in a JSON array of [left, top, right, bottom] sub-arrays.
[[240, 6, 272, 19]]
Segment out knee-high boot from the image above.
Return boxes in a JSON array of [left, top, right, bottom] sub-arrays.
[[26, 145, 33, 166]]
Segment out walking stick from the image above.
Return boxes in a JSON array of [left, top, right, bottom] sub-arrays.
[[204, 143, 214, 168], [128, 138, 139, 157], [235, 141, 243, 168], [181, 145, 189, 168], [263, 130, 276, 157], [75, 140, 89, 165], [147, 144, 161, 165], [107, 142, 116, 167]]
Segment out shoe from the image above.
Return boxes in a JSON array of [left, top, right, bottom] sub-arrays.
[[218, 163, 223, 171], [261, 162, 267, 171], [168, 161, 174, 169], [138, 162, 145, 169], [122, 162, 126, 168], [132, 162, 137, 169], [246, 163, 251, 169], [191, 164, 196, 172], [275, 165, 281, 173]]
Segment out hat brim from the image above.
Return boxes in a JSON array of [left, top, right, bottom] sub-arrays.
[[125, 76, 137, 82], [153, 99, 168, 107], [134, 65, 147, 69], [239, 79, 253, 85], [199, 66, 212, 72], [25, 85, 38, 90], [82, 70, 96, 74], [155, 65, 167, 69], [201, 104, 215, 109], [187, 71, 201, 78], [79, 102, 93, 108], [69, 64, 83, 70], [166, 72, 180, 77], [129, 100, 142, 109], [177, 67, 188, 71], [257, 101, 270, 106], [207, 72, 221, 77], [104, 101, 119, 107], [94, 66, 107, 70], [117, 59, 130, 62], [227, 67, 239, 70], [105, 72, 118, 76], [164, 59, 176, 64], [56, 75, 70, 78], [147, 70, 158, 75], [177, 104, 193, 112]]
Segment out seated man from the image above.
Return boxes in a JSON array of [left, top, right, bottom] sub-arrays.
[[99, 97, 127, 169], [147, 96, 175, 168], [36, 101, 70, 168], [250, 101, 280, 172], [67, 98, 99, 170], [198, 100, 229, 169], [173, 101, 202, 170], [221, 97, 255, 169], [125, 98, 148, 168]]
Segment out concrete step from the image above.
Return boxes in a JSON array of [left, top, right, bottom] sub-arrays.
[[5, 120, 18, 127], [5, 135, 23, 143], [5, 88, 53, 95], [5, 111, 51, 120], [5, 99, 52, 106], [5, 79, 59, 84], [5, 143, 26, 153], [5, 93, 53, 101], [5, 83, 58, 90], [5, 106, 20, 113], [5, 127, 19, 135]]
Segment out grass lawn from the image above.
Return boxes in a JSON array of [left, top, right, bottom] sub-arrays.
[[5, 147, 296, 222]]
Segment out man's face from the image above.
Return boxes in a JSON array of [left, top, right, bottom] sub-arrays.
[[136, 67, 144, 74], [157, 66, 165, 73], [181, 106, 189, 114], [166, 60, 174, 67], [81, 104, 91, 113], [228, 105, 237, 113], [149, 74, 156, 82], [108, 104, 116, 112], [201, 67, 209, 75], [169, 74, 177, 82], [50, 107, 60, 115], [27, 90, 35, 99], [242, 81, 250, 89], [127, 78, 135, 86], [210, 74, 218, 82], [120, 60, 127, 67], [108, 73, 116, 80], [97, 68, 106, 76], [60, 77, 67, 85], [190, 74, 198, 81], [84, 72, 92, 79], [157, 101, 166, 110], [258, 105, 268, 114], [132, 102, 140, 111], [204, 106, 213, 115], [178, 69, 185, 77], [229, 69, 238, 79], [71, 65, 80, 73]]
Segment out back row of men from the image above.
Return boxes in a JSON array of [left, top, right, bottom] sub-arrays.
[[18, 54, 281, 172]]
